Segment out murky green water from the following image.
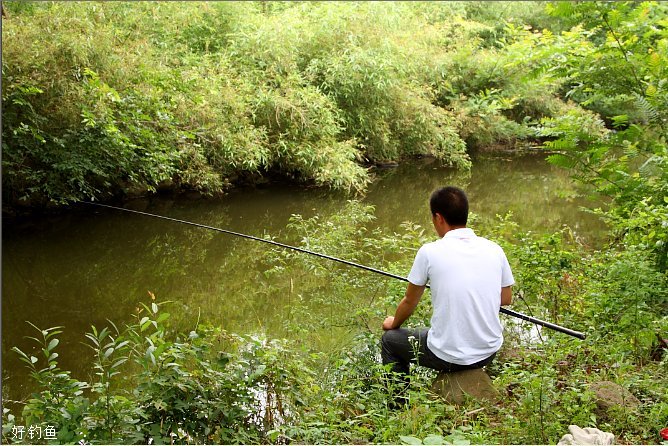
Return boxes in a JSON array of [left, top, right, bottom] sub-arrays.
[[2, 153, 606, 402]]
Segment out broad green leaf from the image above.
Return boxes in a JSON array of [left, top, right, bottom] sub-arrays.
[[423, 435, 446, 445], [47, 338, 59, 351], [400, 436, 423, 445]]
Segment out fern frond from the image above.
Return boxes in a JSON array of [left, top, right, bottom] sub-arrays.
[[545, 138, 577, 152], [648, 52, 662, 71], [634, 93, 659, 123], [546, 153, 578, 169]]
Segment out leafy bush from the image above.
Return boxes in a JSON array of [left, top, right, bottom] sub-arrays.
[[6, 300, 312, 444], [4, 1, 594, 209]]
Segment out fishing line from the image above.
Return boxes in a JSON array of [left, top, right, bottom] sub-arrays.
[[82, 201, 586, 340]]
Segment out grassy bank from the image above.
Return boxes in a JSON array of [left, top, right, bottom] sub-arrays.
[[2, 203, 667, 444]]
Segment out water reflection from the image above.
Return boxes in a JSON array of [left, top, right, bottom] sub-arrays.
[[365, 154, 600, 240]]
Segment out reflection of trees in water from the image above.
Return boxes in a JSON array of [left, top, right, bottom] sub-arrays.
[[365, 154, 602, 240], [3, 208, 232, 389], [365, 158, 471, 230]]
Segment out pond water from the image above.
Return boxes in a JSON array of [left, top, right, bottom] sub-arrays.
[[2, 153, 606, 403]]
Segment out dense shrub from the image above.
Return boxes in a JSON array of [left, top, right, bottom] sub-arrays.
[[2, 2, 570, 208]]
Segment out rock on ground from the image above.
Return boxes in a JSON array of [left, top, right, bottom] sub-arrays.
[[431, 368, 499, 404], [589, 381, 640, 413]]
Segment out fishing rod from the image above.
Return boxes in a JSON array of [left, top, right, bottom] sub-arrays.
[[82, 201, 586, 340]]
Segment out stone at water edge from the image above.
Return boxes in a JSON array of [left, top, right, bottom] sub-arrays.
[[431, 368, 499, 404], [588, 381, 640, 413]]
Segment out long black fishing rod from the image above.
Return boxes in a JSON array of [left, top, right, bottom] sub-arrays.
[[82, 201, 586, 340]]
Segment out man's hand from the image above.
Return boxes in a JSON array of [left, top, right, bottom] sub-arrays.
[[382, 316, 396, 331], [382, 283, 426, 331]]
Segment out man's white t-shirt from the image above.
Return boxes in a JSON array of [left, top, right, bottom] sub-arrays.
[[407, 228, 515, 365]]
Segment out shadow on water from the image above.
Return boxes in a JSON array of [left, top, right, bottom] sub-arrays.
[[2, 153, 607, 404]]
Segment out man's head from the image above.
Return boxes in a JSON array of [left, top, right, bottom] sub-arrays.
[[429, 186, 468, 228]]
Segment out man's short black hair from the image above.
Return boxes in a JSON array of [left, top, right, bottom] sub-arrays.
[[429, 186, 468, 226]]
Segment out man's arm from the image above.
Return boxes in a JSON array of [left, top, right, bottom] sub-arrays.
[[501, 286, 512, 306], [382, 282, 426, 330]]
